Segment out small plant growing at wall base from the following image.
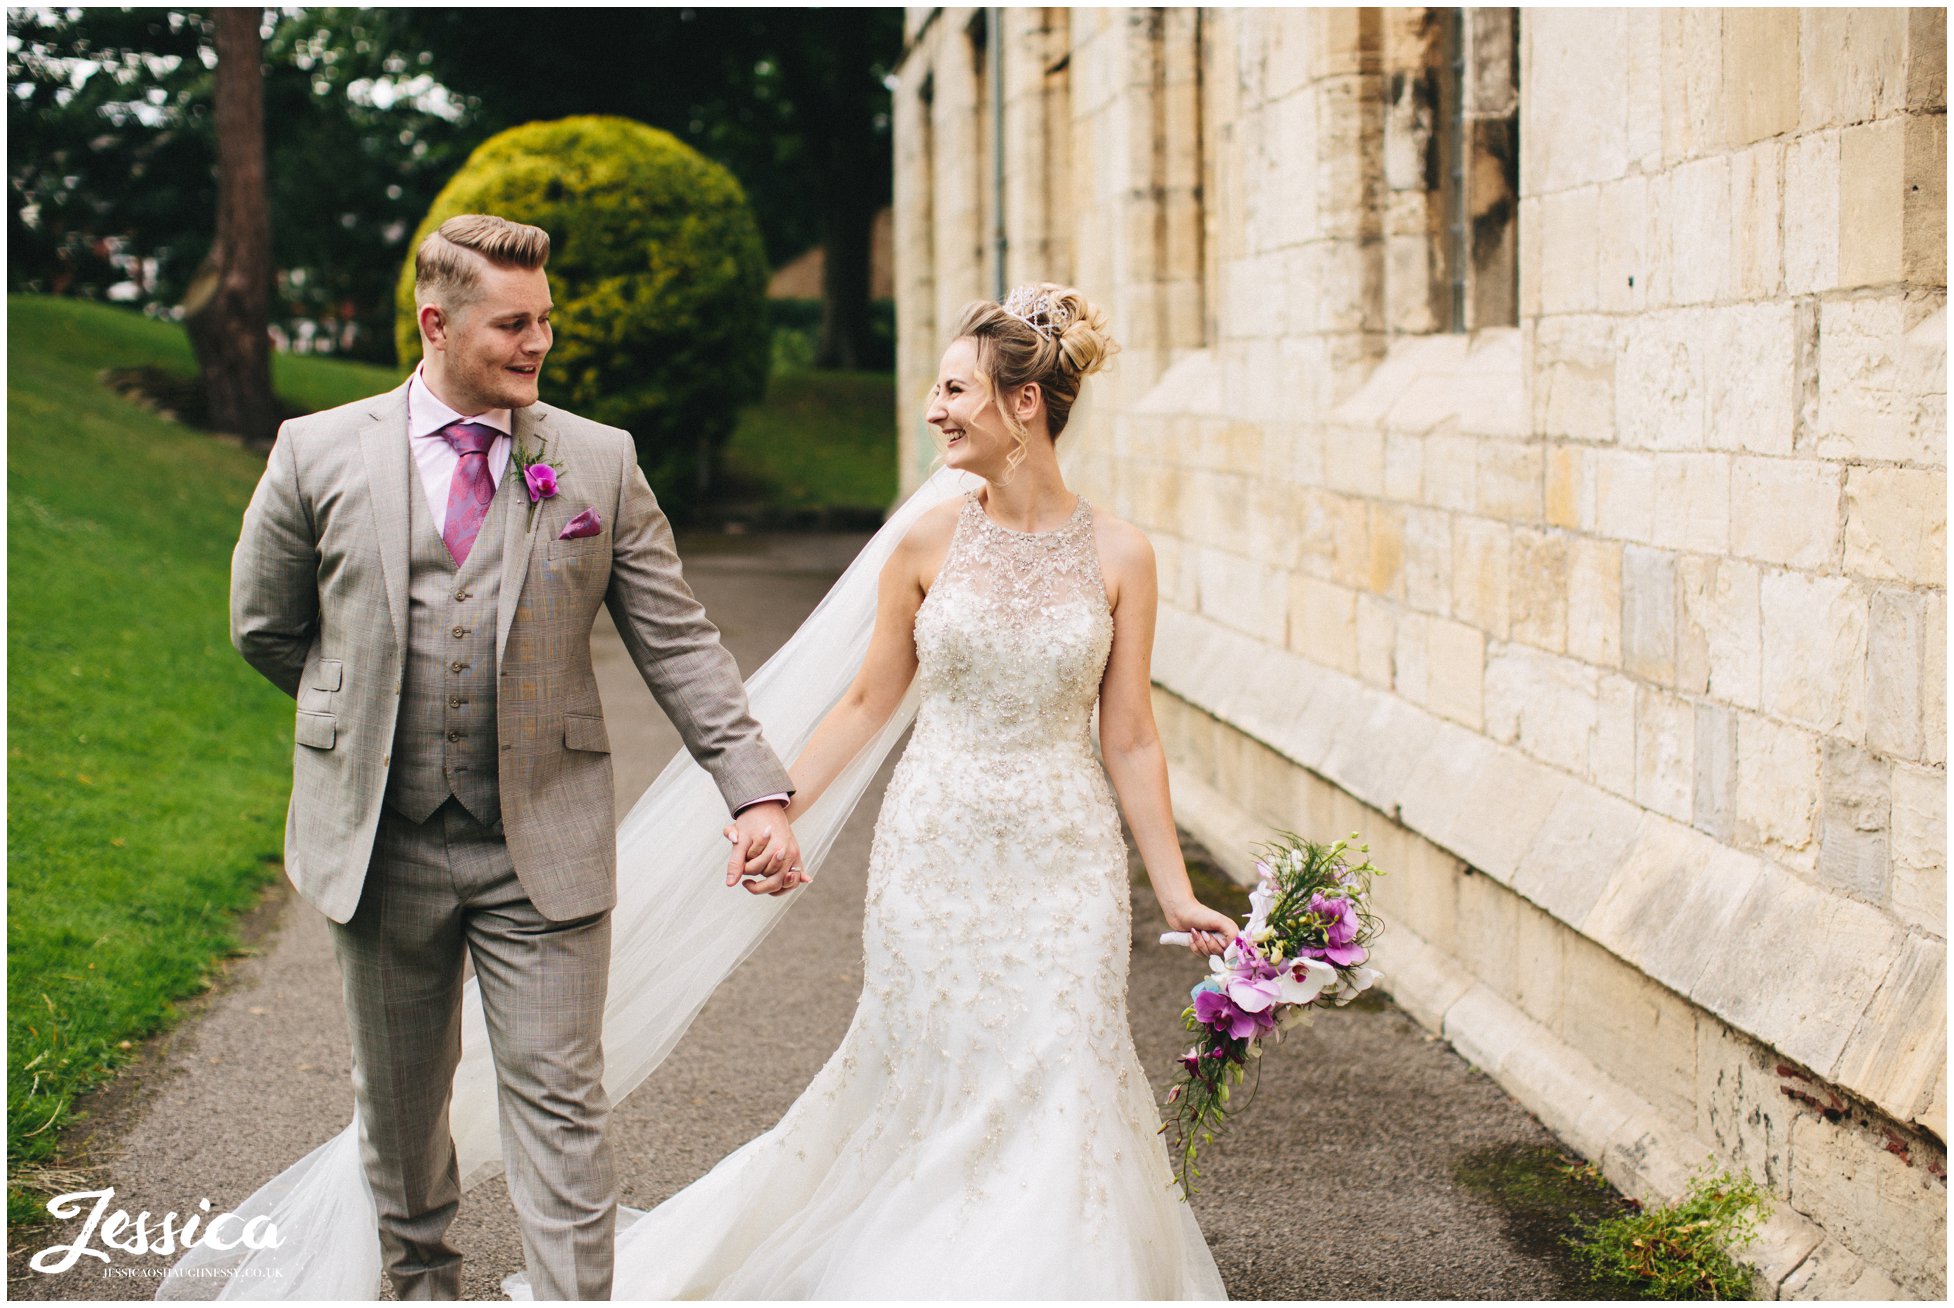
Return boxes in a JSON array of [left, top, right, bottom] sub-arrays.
[[1566, 1163, 1769, 1300]]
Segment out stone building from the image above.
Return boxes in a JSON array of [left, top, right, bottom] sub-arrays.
[[892, 8, 1944, 1298]]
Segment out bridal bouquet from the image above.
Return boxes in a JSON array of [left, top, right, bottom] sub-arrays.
[[1161, 832, 1383, 1196]]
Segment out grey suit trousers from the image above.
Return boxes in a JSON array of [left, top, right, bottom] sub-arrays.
[[330, 798, 614, 1301]]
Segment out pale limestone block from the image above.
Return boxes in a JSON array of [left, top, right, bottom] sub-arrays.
[[1398, 716, 1503, 855], [1729, 456, 1842, 570], [1658, 9, 1725, 166], [1328, 494, 1373, 592], [1450, 516, 1512, 639], [1818, 742, 1892, 902], [1786, 1108, 1948, 1295], [1924, 591, 1945, 767], [1458, 863, 1525, 1003], [1867, 588, 1926, 761], [1815, 294, 1948, 466], [1322, 423, 1385, 498], [1904, 111, 1947, 285], [1584, 817, 1761, 996], [1617, 310, 1706, 450], [1694, 869, 1903, 1076], [1383, 432, 1422, 502], [1530, 314, 1617, 443], [1890, 762, 1947, 937], [1623, 7, 1664, 170], [1704, 301, 1798, 456], [1514, 783, 1645, 926], [1484, 645, 1597, 777], [1358, 504, 1402, 599], [1441, 980, 1527, 1078], [1622, 545, 1678, 686], [1651, 453, 1733, 554], [1780, 1238, 1907, 1302], [1537, 185, 1599, 315], [1509, 528, 1570, 653], [1596, 174, 1649, 314], [1783, 129, 1842, 295], [1567, 536, 1625, 670], [1199, 547, 1289, 646], [1799, 8, 1910, 131], [1401, 507, 1452, 616], [1506, 900, 1566, 1032], [1525, 8, 1629, 191], [1289, 575, 1358, 675], [1677, 556, 1763, 710], [1911, 7, 1948, 111], [1544, 446, 1589, 531], [1354, 592, 1395, 690], [1635, 686, 1696, 823], [1750, 1213, 1833, 1299], [1834, 932, 1946, 1130], [1593, 448, 1659, 543], [1695, 1018, 1796, 1200], [1728, 141, 1784, 299], [1735, 712, 1822, 866], [1668, 154, 1733, 305], [1290, 488, 1338, 581], [1373, 925, 1468, 1030], [1477, 441, 1543, 525], [1422, 431, 1480, 513], [1760, 570, 1869, 740], [1426, 616, 1486, 730], [1444, 752, 1569, 891], [1846, 465, 1947, 587], [1394, 610, 1430, 709], [1560, 929, 1700, 1131], [1838, 116, 1907, 288], [1592, 672, 1638, 799], [1721, 8, 1800, 145], [1693, 702, 1737, 841]]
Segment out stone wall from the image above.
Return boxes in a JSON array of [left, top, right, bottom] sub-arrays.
[[892, 8, 1946, 1296]]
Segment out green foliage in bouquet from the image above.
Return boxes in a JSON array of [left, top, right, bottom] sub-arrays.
[[1567, 1164, 1769, 1300], [395, 116, 770, 510]]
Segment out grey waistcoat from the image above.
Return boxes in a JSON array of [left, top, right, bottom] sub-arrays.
[[383, 458, 515, 826]]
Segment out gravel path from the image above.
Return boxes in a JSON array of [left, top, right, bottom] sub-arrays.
[[10, 529, 1593, 1301]]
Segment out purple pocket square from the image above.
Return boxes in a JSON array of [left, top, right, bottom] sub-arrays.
[[557, 507, 603, 540]]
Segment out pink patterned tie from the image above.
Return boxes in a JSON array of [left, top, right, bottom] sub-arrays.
[[439, 421, 500, 566]]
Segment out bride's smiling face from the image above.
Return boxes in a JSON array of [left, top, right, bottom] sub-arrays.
[[926, 337, 1015, 477]]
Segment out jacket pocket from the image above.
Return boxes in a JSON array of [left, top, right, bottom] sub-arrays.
[[295, 710, 337, 750], [564, 713, 610, 753], [310, 659, 343, 692]]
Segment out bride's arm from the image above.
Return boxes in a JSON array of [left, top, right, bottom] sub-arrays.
[[1096, 522, 1236, 957]]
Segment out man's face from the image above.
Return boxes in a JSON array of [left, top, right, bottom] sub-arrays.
[[423, 260, 553, 412]]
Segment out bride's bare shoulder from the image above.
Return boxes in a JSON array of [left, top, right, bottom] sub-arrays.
[[1088, 510, 1155, 609], [886, 495, 966, 591]]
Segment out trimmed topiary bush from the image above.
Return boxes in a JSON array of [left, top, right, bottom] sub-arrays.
[[396, 116, 770, 507]]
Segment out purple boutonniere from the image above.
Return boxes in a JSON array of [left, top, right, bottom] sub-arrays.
[[511, 439, 564, 530]]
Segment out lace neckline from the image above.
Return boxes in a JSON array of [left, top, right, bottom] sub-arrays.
[[965, 490, 1090, 539]]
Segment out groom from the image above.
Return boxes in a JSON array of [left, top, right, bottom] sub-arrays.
[[230, 213, 800, 1299]]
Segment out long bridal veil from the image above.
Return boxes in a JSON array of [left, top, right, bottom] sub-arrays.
[[158, 464, 981, 1301]]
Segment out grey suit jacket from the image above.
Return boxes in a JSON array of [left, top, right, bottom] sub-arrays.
[[230, 379, 793, 923]]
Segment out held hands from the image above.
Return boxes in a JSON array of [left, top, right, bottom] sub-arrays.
[[1162, 898, 1236, 957], [723, 800, 807, 897]]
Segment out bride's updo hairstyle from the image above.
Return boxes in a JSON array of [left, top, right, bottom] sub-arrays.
[[949, 282, 1120, 477]]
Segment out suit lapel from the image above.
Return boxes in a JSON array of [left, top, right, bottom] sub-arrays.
[[496, 404, 547, 667], [356, 382, 414, 654]]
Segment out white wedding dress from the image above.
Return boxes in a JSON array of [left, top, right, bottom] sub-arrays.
[[574, 491, 1227, 1299]]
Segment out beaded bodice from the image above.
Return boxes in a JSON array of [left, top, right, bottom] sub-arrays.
[[910, 491, 1113, 760]]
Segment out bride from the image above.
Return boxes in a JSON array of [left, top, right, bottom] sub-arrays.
[[569, 284, 1237, 1299], [159, 285, 1236, 1301]]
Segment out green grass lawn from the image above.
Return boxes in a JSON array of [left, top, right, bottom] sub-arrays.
[[5, 295, 402, 1226], [719, 367, 897, 512]]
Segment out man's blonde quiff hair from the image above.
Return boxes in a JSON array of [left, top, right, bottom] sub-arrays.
[[413, 214, 551, 324]]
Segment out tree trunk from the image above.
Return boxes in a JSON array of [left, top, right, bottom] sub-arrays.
[[815, 193, 874, 371], [183, 8, 277, 446]]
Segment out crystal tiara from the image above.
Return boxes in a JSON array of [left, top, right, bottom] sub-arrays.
[[999, 285, 1072, 341]]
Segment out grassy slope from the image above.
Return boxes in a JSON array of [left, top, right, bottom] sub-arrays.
[[720, 367, 897, 511], [5, 296, 401, 1223]]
